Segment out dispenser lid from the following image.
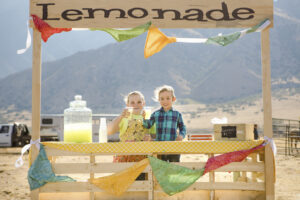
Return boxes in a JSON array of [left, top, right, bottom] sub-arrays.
[[70, 95, 86, 108]]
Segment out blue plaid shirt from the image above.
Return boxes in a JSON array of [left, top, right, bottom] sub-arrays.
[[143, 107, 186, 141]]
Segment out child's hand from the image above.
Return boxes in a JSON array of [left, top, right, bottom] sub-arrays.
[[120, 109, 130, 118], [143, 134, 151, 141], [141, 110, 146, 119], [176, 135, 183, 141]]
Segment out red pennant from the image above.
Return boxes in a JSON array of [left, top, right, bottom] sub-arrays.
[[203, 142, 265, 174], [31, 15, 72, 42]]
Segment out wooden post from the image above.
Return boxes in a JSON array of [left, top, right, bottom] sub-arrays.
[[261, 28, 275, 200], [89, 155, 95, 200], [30, 28, 42, 200], [209, 154, 215, 200]]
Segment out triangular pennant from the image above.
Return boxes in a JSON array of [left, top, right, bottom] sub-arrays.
[[31, 15, 72, 42], [27, 144, 75, 190], [90, 158, 149, 196], [144, 25, 176, 58], [205, 32, 241, 46], [204, 142, 265, 174], [90, 21, 151, 42], [148, 156, 204, 196]]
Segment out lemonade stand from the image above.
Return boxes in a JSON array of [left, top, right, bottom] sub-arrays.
[[27, 0, 275, 199]]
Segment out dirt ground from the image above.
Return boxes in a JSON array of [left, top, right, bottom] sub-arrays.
[[0, 138, 299, 200]]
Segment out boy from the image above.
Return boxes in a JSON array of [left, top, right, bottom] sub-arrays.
[[143, 85, 186, 162]]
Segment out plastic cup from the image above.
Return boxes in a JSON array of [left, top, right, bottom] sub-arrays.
[[125, 107, 133, 118], [143, 107, 152, 119]]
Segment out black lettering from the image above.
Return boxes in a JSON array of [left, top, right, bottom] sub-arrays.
[[206, 2, 235, 21], [83, 8, 127, 19], [182, 9, 207, 21], [128, 8, 148, 18], [152, 9, 181, 20], [36, 3, 59, 20], [61, 9, 83, 21], [232, 8, 254, 20]]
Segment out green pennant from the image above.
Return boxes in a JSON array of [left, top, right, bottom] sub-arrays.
[[205, 31, 241, 46], [246, 18, 269, 34], [90, 21, 152, 42], [148, 156, 204, 196], [205, 18, 269, 46]]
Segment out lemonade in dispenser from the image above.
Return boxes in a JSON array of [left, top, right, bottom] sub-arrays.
[[64, 95, 92, 143]]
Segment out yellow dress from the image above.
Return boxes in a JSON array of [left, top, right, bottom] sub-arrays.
[[114, 114, 155, 162]]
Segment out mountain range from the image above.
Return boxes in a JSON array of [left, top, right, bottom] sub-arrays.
[[0, 0, 299, 114]]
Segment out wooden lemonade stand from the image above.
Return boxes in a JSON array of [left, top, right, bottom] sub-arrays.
[[28, 0, 275, 199]]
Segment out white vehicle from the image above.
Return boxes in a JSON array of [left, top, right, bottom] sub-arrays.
[[40, 114, 119, 142], [0, 123, 31, 147]]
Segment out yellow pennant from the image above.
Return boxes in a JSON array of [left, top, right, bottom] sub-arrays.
[[90, 158, 149, 196], [144, 25, 176, 58]]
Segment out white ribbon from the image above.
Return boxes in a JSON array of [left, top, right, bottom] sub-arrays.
[[176, 38, 207, 43], [17, 21, 32, 54], [264, 136, 277, 156], [15, 138, 40, 168]]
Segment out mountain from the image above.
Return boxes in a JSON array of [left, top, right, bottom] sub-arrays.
[[0, 1, 115, 79], [0, 1, 299, 114]]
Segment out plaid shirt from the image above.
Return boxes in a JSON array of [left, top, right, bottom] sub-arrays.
[[143, 107, 186, 141]]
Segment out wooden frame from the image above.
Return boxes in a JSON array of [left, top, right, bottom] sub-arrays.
[[29, 0, 274, 199]]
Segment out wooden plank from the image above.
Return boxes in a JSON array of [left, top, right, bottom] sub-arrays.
[[52, 161, 263, 174], [52, 163, 151, 174], [31, 27, 42, 200], [154, 182, 265, 191], [89, 155, 95, 200], [40, 181, 265, 193], [261, 28, 275, 200], [39, 181, 152, 193], [30, 0, 273, 28]]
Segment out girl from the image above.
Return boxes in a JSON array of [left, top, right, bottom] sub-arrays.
[[107, 91, 155, 162]]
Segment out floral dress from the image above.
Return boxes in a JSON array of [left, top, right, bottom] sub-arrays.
[[113, 114, 155, 162]]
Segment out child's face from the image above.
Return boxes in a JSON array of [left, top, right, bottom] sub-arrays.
[[159, 91, 175, 111], [127, 94, 145, 114]]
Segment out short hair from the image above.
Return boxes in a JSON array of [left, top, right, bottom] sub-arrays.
[[123, 91, 145, 104], [153, 85, 176, 102]]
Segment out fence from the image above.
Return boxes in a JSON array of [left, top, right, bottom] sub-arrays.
[[272, 118, 300, 155]]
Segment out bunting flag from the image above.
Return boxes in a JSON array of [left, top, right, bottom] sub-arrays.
[[203, 142, 265, 174], [144, 19, 270, 58], [31, 15, 72, 42], [205, 18, 270, 46], [148, 156, 204, 196], [90, 158, 149, 196], [28, 141, 267, 195], [27, 144, 75, 190], [90, 21, 152, 42], [144, 25, 176, 58]]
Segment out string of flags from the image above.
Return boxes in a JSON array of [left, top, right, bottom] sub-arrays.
[[18, 15, 270, 58], [28, 141, 268, 196]]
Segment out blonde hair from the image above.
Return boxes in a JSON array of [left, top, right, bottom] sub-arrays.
[[123, 91, 145, 104], [153, 85, 176, 102]]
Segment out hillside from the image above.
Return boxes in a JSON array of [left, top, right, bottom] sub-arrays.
[[0, 1, 299, 114]]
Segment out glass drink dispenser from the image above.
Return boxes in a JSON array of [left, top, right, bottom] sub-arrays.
[[64, 95, 92, 143]]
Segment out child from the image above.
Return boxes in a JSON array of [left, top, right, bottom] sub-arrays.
[[143, 85, 186, 162], [107, 91, 155, 163]]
